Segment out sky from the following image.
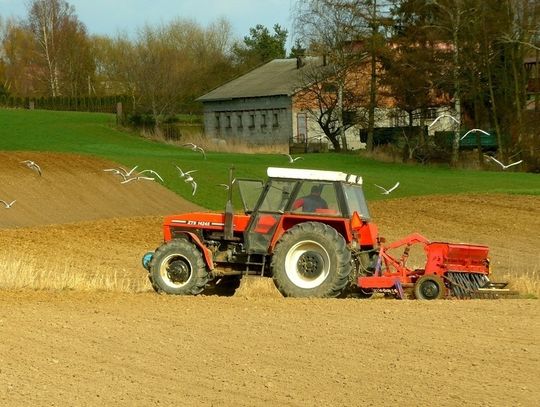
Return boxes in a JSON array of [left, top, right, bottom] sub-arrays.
[[0, 0, 294, 44]]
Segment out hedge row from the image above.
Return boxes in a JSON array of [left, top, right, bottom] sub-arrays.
[[0, 95, 133, 114]]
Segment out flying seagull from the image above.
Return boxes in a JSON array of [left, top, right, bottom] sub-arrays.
[[217, 179, 236, 190], [484, 155, 523, 170], [138, 169, 164, 183], [183, 143, 206, 159], [283, 154, 304, 163], [120, 176, 156, 184], [0, 199, 16, 208], [428, 114, 460, 129], [374, 182, 400, 195], [20, 160, 42, 176], [175, 166, 197, 179], [459, 128, 490, 141]]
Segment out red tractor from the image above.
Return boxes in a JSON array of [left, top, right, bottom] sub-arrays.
[[142, 167, 505, 299]]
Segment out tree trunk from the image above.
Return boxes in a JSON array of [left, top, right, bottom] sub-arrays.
[[337, 82, 347, 150], [450, 21, 462, 168]]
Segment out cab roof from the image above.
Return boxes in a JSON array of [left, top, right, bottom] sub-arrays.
[[267, 167, 362, 185]]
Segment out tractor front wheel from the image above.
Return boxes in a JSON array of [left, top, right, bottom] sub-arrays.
[[414, 275, 445, 300], [149, 239, 209, 295], [271, 222, 352, 298]]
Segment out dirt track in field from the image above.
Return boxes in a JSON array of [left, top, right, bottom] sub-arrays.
[[0, 152, 539, 406]]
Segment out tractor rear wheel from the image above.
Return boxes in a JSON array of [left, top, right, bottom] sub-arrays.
[[149, 239, 209, 295], [271, 222, 352, 298], [414, 275, 445, 300]]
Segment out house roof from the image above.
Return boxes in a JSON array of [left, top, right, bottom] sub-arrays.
[[197, 57, 322, 102]]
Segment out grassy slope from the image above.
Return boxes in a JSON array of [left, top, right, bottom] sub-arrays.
[[1, 108, 538, 210]]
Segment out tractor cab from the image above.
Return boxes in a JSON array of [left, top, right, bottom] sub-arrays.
[[235, 167, 375, 254]]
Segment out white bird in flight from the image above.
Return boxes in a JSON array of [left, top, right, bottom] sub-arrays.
[[183, 143, 206, 159], [374, 182, 400, 195], [428, 114, 460, 129], [283, 154, 304, 163], [484, 155, 523, 170], [176, 166, 197, 179], [0, 199, 16, 208], [20, 160, 42, 176], [138, 169, 164, 183], [120, 176, 156, 184], [459, 128, 490, 141]]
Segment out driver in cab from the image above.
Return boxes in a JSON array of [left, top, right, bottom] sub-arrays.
[[292, 185, 328, 212]]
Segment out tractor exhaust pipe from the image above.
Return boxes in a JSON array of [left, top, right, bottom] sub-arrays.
[[224, 166, 235, 240]]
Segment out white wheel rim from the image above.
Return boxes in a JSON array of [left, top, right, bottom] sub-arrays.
[[159, 253, 193, 288], [285, 240, 331, 289]]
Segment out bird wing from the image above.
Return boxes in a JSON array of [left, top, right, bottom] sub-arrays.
[[0, 200, 7, 207], [459, 130, 473, 141], [387, 182, 400, 193], [505, 160, 523, 168], [486, 155, 504, 167], [32, 163, 42, 175], [282, 153, 293, 161], [183, 143, 196, 148], [125, 165, 139, 176], [374, 184, 388, 193], [120, 177, 137, 184], [175, 166, 185, 177]]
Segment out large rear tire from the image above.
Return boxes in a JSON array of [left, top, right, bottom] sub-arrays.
[[271, 222, 352, 298], [149, 239, 209, 295]]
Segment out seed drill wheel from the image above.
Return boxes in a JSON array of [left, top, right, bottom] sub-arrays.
[[414, 275, 446, 300], [149, 239, 209, 295], [271, 222, 352, 298]]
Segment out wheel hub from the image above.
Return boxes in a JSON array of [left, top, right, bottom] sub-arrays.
[[297, 251, 325, 279], [420, 280, 440, 299], [167, 259, 190, 284]]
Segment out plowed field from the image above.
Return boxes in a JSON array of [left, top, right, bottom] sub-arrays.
[[0, 152, 539, 406]]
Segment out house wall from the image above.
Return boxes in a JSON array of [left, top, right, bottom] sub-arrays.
[[201, 96, 293, 145]]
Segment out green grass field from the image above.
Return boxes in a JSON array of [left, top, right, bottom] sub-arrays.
[[1, 108, 538, 210]]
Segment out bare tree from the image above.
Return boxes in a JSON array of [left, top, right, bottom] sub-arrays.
[[294, 57, 369, 150], [27, 0, 75, 96]]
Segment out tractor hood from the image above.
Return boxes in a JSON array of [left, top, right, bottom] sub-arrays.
[[163, 212, 251, 238]]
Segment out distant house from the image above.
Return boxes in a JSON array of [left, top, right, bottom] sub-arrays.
[[197, 58, 328, 149]]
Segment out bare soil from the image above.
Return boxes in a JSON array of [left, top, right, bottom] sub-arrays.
[[0, 152, 539, 406]]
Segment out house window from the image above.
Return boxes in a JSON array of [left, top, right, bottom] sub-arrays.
[[237, 114, 243, 128], [273, 113, 279, 127], [215, 114, 220, 129], [249, 114, 255, 129], [261, 113, 267, 128], [226, 115, 232, 128]]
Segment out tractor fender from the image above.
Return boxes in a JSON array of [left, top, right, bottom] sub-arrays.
[[176, 231, 215, 270]]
